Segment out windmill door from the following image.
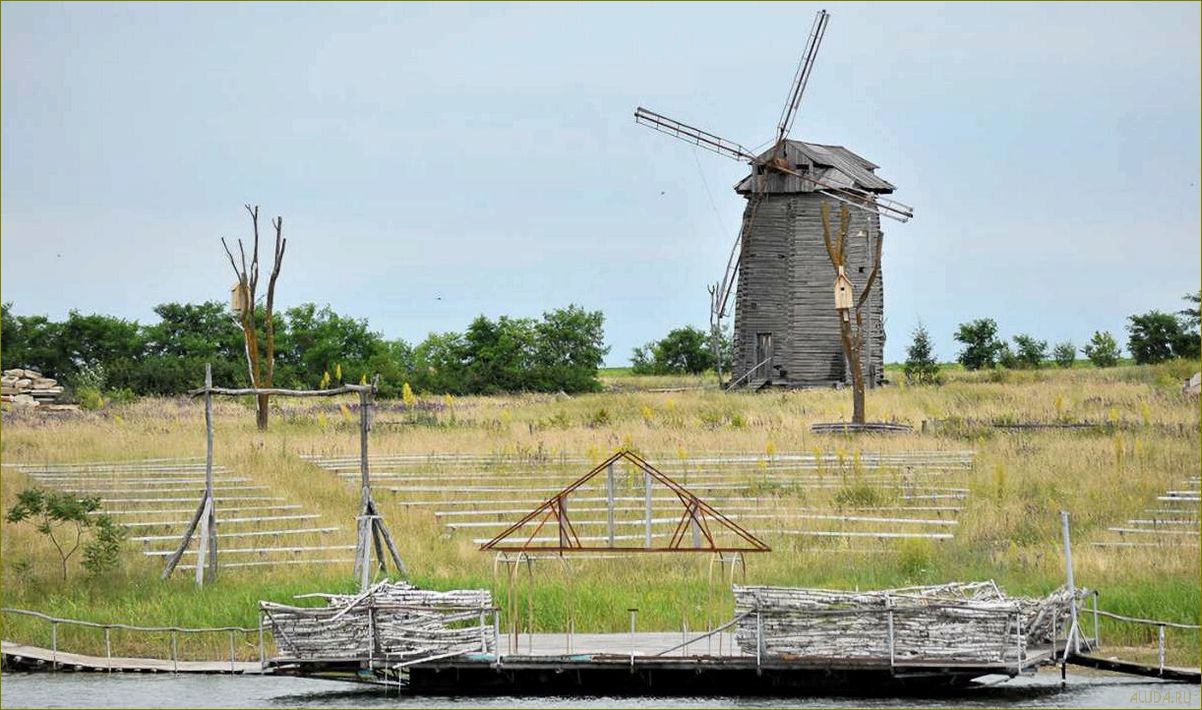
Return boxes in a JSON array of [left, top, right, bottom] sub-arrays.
[[754, 333, 773, 381]]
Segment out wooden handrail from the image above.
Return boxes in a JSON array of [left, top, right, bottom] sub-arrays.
[[1, 607, 257, 634], [1091, 608, 1200, 630]]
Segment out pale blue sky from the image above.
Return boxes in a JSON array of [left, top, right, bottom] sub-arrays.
[[3, 2, 1199, 365]]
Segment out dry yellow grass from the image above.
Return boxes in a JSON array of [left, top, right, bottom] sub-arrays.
[[1, 361, 1197, 664]]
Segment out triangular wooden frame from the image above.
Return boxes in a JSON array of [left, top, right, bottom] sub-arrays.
[[479, 450, 770, 553]]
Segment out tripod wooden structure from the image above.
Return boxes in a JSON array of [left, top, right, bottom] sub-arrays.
[[161, 364, 406, 587]]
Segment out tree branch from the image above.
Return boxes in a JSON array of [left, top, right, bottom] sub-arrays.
[[220, 238, 243, 282], [855, 230, 884, 312], [820, 203, 840, 268], [264, 217, 286, 386], [836, 204, 849, 265]]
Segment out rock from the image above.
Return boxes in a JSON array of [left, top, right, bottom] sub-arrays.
[[11, 394, 37, 407], [1184, 372, 1201, 397], [32, 378, 57, 389]]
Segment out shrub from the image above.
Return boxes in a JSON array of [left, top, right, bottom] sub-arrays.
[[1011, 334, 1048, 369], [1082, 331, 1121, 368], [631, 325, 729, 375], [5, 489, 112, 580], [903, 323, 942, 385], [1052, 341, 1076, 368], [585, 407, 611, 427], [82, 516, 127, 576], [954, 319, 1004, 370], [76, 387, 106, 411]]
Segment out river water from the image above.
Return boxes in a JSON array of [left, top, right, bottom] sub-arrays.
[[0, 671, 1197, 708]]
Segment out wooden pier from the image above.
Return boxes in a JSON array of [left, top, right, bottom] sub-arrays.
[[1, 641, 263, 675], [265, 631, 1063, 694]]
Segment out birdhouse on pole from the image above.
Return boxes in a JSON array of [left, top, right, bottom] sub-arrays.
[[834, 266, 854, 311], [230, 281, 250, 313]]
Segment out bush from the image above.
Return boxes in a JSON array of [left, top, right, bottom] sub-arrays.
[[631, 325, 729, 375], [1052, 341, 1076, 368], [954, 319, 1004, 370], [82, 516, 127, 576], [1082, 331, 1120, 368], [1011, 334, 1048, 369], [903, 323, 941, 385], [76, 387, 106, 410]]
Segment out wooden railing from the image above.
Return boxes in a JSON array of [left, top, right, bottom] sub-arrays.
[[1, 607, 265, 671]]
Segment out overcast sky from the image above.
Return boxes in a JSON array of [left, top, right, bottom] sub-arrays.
[[3, 1, 1199, 365]]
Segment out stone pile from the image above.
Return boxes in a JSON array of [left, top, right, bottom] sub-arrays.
[[1, 368, 70, 408]]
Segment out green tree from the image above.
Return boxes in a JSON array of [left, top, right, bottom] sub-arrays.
[[903, 322, 941, 385], [461, 315, 537, 393], [532, 305, 609, 393], [1052, 341, 1076, 368], [279, 303, 393, 388], [1082, 330, 1120, 368], [1, 304, 70, 376], [1127, 311, 1182, 365], [1011, 334, 1048, 369], [954, 318, 1004, 370], [1180, 290, 1201, 329], [5, 489, 123, 580], [412, 331, 468, 394], [997, 342, 1018, 370]]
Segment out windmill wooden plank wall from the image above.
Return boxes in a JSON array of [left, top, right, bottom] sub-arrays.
[[731, 196, 884, 388], [731, 143, 891, 389]]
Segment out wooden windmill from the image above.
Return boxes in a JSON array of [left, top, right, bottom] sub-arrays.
[[635, 9, 914, 390]]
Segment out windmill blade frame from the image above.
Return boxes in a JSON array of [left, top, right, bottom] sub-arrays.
[[635, 107, 757, 163], [776, 9, 831, 143]]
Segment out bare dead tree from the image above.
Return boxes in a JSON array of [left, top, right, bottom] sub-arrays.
[[221, 204, 287, 430], [821, 203, 882, 425]]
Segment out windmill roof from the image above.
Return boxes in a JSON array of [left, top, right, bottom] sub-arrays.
[[739, 140, 895, 194]]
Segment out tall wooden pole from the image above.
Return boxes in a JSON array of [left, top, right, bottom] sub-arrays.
[[205, 363, 218, 582], [356, 388, 372, 590]]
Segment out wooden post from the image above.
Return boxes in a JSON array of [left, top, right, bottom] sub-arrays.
[[228, 630, 236, 673], [1091, 592, 1100, 650], [195, 497, 211, 587], [258, 614, 265, 668], [171, 631, 178, 673], [51, 622, 57, 668], [755, 610, 763, 672], [105, 627, 111, 672], [886, 598, 895, 671], [606, 462, 616, 547], [1061, 511, 1079, 653], [628, 608, 637, 669], [644, 469, 652, 548], [492, 611, 501, 660], [690, 501, 703, 548]]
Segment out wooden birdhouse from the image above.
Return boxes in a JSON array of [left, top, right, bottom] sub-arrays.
[[230, 281, 250, 313], [834, 267, 854, 310]]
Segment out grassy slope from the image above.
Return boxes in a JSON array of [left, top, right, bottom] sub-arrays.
[[1, 360, 1198, 663]]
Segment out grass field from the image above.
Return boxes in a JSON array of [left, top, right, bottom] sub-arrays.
[[1, 360, 1198, 665]]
